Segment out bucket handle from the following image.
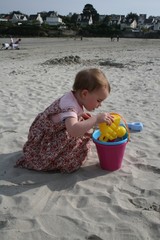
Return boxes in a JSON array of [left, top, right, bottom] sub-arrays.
[[110, 112, 130, 142]]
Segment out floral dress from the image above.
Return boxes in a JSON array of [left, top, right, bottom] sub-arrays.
[[16, 93, 91, 173]]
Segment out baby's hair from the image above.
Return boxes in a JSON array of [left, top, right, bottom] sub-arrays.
[[73, 68, 110, 93]]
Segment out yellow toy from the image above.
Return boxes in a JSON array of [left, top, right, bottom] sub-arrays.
[[99, 114, 126, 142]]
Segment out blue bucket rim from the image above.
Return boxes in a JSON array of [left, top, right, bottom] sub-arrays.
[[92, 129, 128, 146]]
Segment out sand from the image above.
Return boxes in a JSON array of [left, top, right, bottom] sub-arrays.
[[0, 37, 160, 240]]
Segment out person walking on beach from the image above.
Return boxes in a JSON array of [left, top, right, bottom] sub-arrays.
[[16, 68, 113, 173]]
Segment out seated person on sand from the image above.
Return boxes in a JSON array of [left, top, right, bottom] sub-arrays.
[[14, 38, 21, 45], [9, 38, 21, 50], [1, 43, 10, 50], [12, 38, 21, 50], [1, 38, 21, 50]]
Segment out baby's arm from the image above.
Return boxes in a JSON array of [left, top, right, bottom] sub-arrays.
[[65, 113, 113, 138], [80, 112, 92, 120]]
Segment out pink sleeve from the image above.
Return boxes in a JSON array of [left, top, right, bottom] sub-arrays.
[[60, 111, 77, 121], [51, 111, 77, 123]]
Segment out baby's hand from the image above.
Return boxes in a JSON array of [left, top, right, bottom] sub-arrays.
[[96, 113, 114, 125]]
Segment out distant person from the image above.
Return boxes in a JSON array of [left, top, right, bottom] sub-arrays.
[[117, 35, 120, 42], [12, 38, 21, 50], [1, 37, 21, 50], [111, 36, 114, 42], [14, 38, 21, 44], [16, 68, 113, 173], [1, 43, 10, 50]]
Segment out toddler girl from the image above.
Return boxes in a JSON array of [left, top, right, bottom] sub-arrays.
[[16, 68, 113, 173]]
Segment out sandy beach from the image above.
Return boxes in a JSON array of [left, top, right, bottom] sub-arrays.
[[0, 37, 160, 239]]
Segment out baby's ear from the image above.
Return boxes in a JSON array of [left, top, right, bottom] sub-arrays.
[[81, 89, 89, 97]]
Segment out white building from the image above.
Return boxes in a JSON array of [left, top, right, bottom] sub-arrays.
[[29, 13, 43, 25], [45, 12, 63, 26], [153, 19, 160, 31], [130, 19, 137, 29], [11, 13, 28, 23]]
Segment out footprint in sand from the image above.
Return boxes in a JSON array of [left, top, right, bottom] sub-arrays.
[[0, 220, 8, 229], [87, 235, 103, 240], [129, 197, 160, 212], [114, 222, 144, 240], [134, 163, 160, 174]]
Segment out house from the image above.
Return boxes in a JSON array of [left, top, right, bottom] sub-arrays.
[[99, 15, 106, 22], [0, 18, 8, 22], [137, 14, 147, 30], [138, 14, 147, 25], [88, 15, 93, 25], [153, 18, 160, 31], [28, 13, 43, 25], [108, 14, 123, 25], [119, 16, 138, 31], [45, 12, 63, 26], [143, 17, 154, 30], [0, 14, 9, 22], [10, 12, 28, 23], [77, 14, 93, 26], [119, 16, 127, 30], [130, 19, 137, 29]]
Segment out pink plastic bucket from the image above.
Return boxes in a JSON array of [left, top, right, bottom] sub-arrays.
[[92, 130, 128, 171]]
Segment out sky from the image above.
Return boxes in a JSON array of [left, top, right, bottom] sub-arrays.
[[1, 0, 160, 17]]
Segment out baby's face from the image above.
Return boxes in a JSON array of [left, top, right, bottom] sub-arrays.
[[83, 87, 109, 111]]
